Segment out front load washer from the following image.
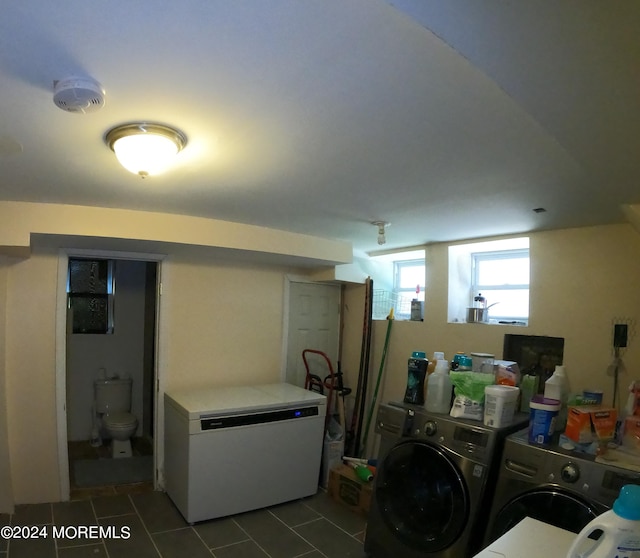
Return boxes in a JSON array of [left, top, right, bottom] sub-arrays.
[[364, 402, 528, 558], [484, 428, 640, 547]]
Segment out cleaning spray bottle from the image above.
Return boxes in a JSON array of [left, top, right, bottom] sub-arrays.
[[404, 351, 429, 405], [566, 484, 640, 558]]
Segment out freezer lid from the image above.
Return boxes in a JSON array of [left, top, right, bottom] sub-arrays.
[[254, 382, 327, 405], [165, 382, 326, 420]]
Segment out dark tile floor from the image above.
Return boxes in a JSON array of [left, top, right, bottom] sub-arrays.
[[68, 438, 155, 500], [68, 437, 154, 462], [0, 489, 367, 558]]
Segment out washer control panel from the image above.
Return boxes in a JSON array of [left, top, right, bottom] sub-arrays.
[[423, 420, 437, 437], [415, 414, 496, 462], [561, 462, 580, 483]]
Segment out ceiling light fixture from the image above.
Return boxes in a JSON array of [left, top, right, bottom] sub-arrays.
[[372, 221, 389, 245], [105, 123, 187, 178]]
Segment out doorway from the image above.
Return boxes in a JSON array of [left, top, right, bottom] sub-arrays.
[[284, 279, 341, 388], [55, 249, 162, 499]]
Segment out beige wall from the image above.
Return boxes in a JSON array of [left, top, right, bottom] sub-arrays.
[[0, 201, 351, 507], [5, 247, 60, 505], [342, 224, 640, 454], [161, 252, 295, 392], [0, 258, 12, 512], [3, 209, 639, 506], [0, 202, 351, 266], [1, 244, 309, 506]]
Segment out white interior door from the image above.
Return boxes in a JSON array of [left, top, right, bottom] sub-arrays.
[[284, 281, 341, 388]]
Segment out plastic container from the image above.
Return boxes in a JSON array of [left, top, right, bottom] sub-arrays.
[[582, 389, 603, 405], [471, 352, 495, 373], [544, 365, 569, 431], [484, 385, 520, 428], [427, 351, 446, 375], [529, 395, 561, 444], [452, 355, 472, 371], [425, 360, 453, 414], [519, 374, 539, 413], [404, 351, 429, 405], [566, 484, 640, 558]]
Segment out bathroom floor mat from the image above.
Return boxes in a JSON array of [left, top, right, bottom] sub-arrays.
[[73, 456, 153, 488]]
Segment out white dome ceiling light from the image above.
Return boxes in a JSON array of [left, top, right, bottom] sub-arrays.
[[53, 76, 105, 114], [104, 123, 187, 178]]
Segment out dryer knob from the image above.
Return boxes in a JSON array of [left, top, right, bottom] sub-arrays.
[[561, 462, 580, 483], [424, 421, 437, 436]]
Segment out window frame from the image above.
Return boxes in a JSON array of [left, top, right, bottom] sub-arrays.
[[394, 259, 425, 300], [369, 249, 425, 320], [470, 248, 529, 322], [67, 258, 116, 334], [392, 258, 425, 320]]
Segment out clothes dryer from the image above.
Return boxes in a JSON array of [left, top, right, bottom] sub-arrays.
[[484, 429, 640, 547], [364, 402, 528, 558]]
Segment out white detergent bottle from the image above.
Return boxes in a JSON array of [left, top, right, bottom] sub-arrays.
[[544, 364, 569, 431], [566, 484, 640, 558], [426, 360, 453, 414]]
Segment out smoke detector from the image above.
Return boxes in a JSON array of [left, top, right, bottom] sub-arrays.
[[53, 76, 105, 114]]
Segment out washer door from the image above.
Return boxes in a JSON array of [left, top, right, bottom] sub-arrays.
[[375, 440, 469, 553], [490, 488, 600, 541]]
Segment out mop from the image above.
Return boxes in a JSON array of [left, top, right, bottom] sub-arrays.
[[361, 308, 394, 457]]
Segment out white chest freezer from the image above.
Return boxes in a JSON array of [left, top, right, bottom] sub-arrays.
[[164, 382, 326, 523]]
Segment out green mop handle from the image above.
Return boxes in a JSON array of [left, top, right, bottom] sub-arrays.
[[361, 309, 394, 456]]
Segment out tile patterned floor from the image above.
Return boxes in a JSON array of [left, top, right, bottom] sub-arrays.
[[0, 489, 367, 558], [68, 438, 155, 500]]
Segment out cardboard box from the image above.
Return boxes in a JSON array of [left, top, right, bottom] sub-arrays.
[[320, 439, 344, 489], [565, 405, 617, 443], [327, 464, 373, 516], [623, 416, 640, 451]]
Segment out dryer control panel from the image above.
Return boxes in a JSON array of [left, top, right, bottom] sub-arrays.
[[501, 429, 640, 506]]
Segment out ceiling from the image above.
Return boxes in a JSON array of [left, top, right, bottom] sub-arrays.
[[1, 1, 639, 258]]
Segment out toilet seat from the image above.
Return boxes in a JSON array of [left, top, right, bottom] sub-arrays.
[[103, 411, 137, 430]]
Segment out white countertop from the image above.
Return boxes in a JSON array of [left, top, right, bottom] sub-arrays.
[[473, 517, 576, 558], [165, 382, 326, 419]]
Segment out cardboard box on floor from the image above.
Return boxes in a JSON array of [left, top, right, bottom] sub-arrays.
[[327, 464, 373, 516], [320, 439, 344, 489]]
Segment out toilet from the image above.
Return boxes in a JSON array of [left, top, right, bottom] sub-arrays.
[[94, 378, 138, 458]]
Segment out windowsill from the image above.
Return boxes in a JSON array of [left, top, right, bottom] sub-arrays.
[[448, 319, 528, 327], [373, 317, 424, 322]]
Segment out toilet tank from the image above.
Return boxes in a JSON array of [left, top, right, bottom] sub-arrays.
[[95, 378, 132, 414]]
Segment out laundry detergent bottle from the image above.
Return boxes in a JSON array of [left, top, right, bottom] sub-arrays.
[[566, 484, 640, 558], [404, 351, 429, 405]]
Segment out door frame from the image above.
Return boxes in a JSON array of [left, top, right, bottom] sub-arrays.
[[55, 248, 166, 500], [280, 274, 342, 383]]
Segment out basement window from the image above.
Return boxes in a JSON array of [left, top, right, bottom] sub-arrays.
[[471, 249, 530, 321], [370, 250, 425, 320], [448, 238, 529, 325], [67, 258, 115, 334]]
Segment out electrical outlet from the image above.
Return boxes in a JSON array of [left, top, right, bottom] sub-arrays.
[[614, 323, 628, 348]]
